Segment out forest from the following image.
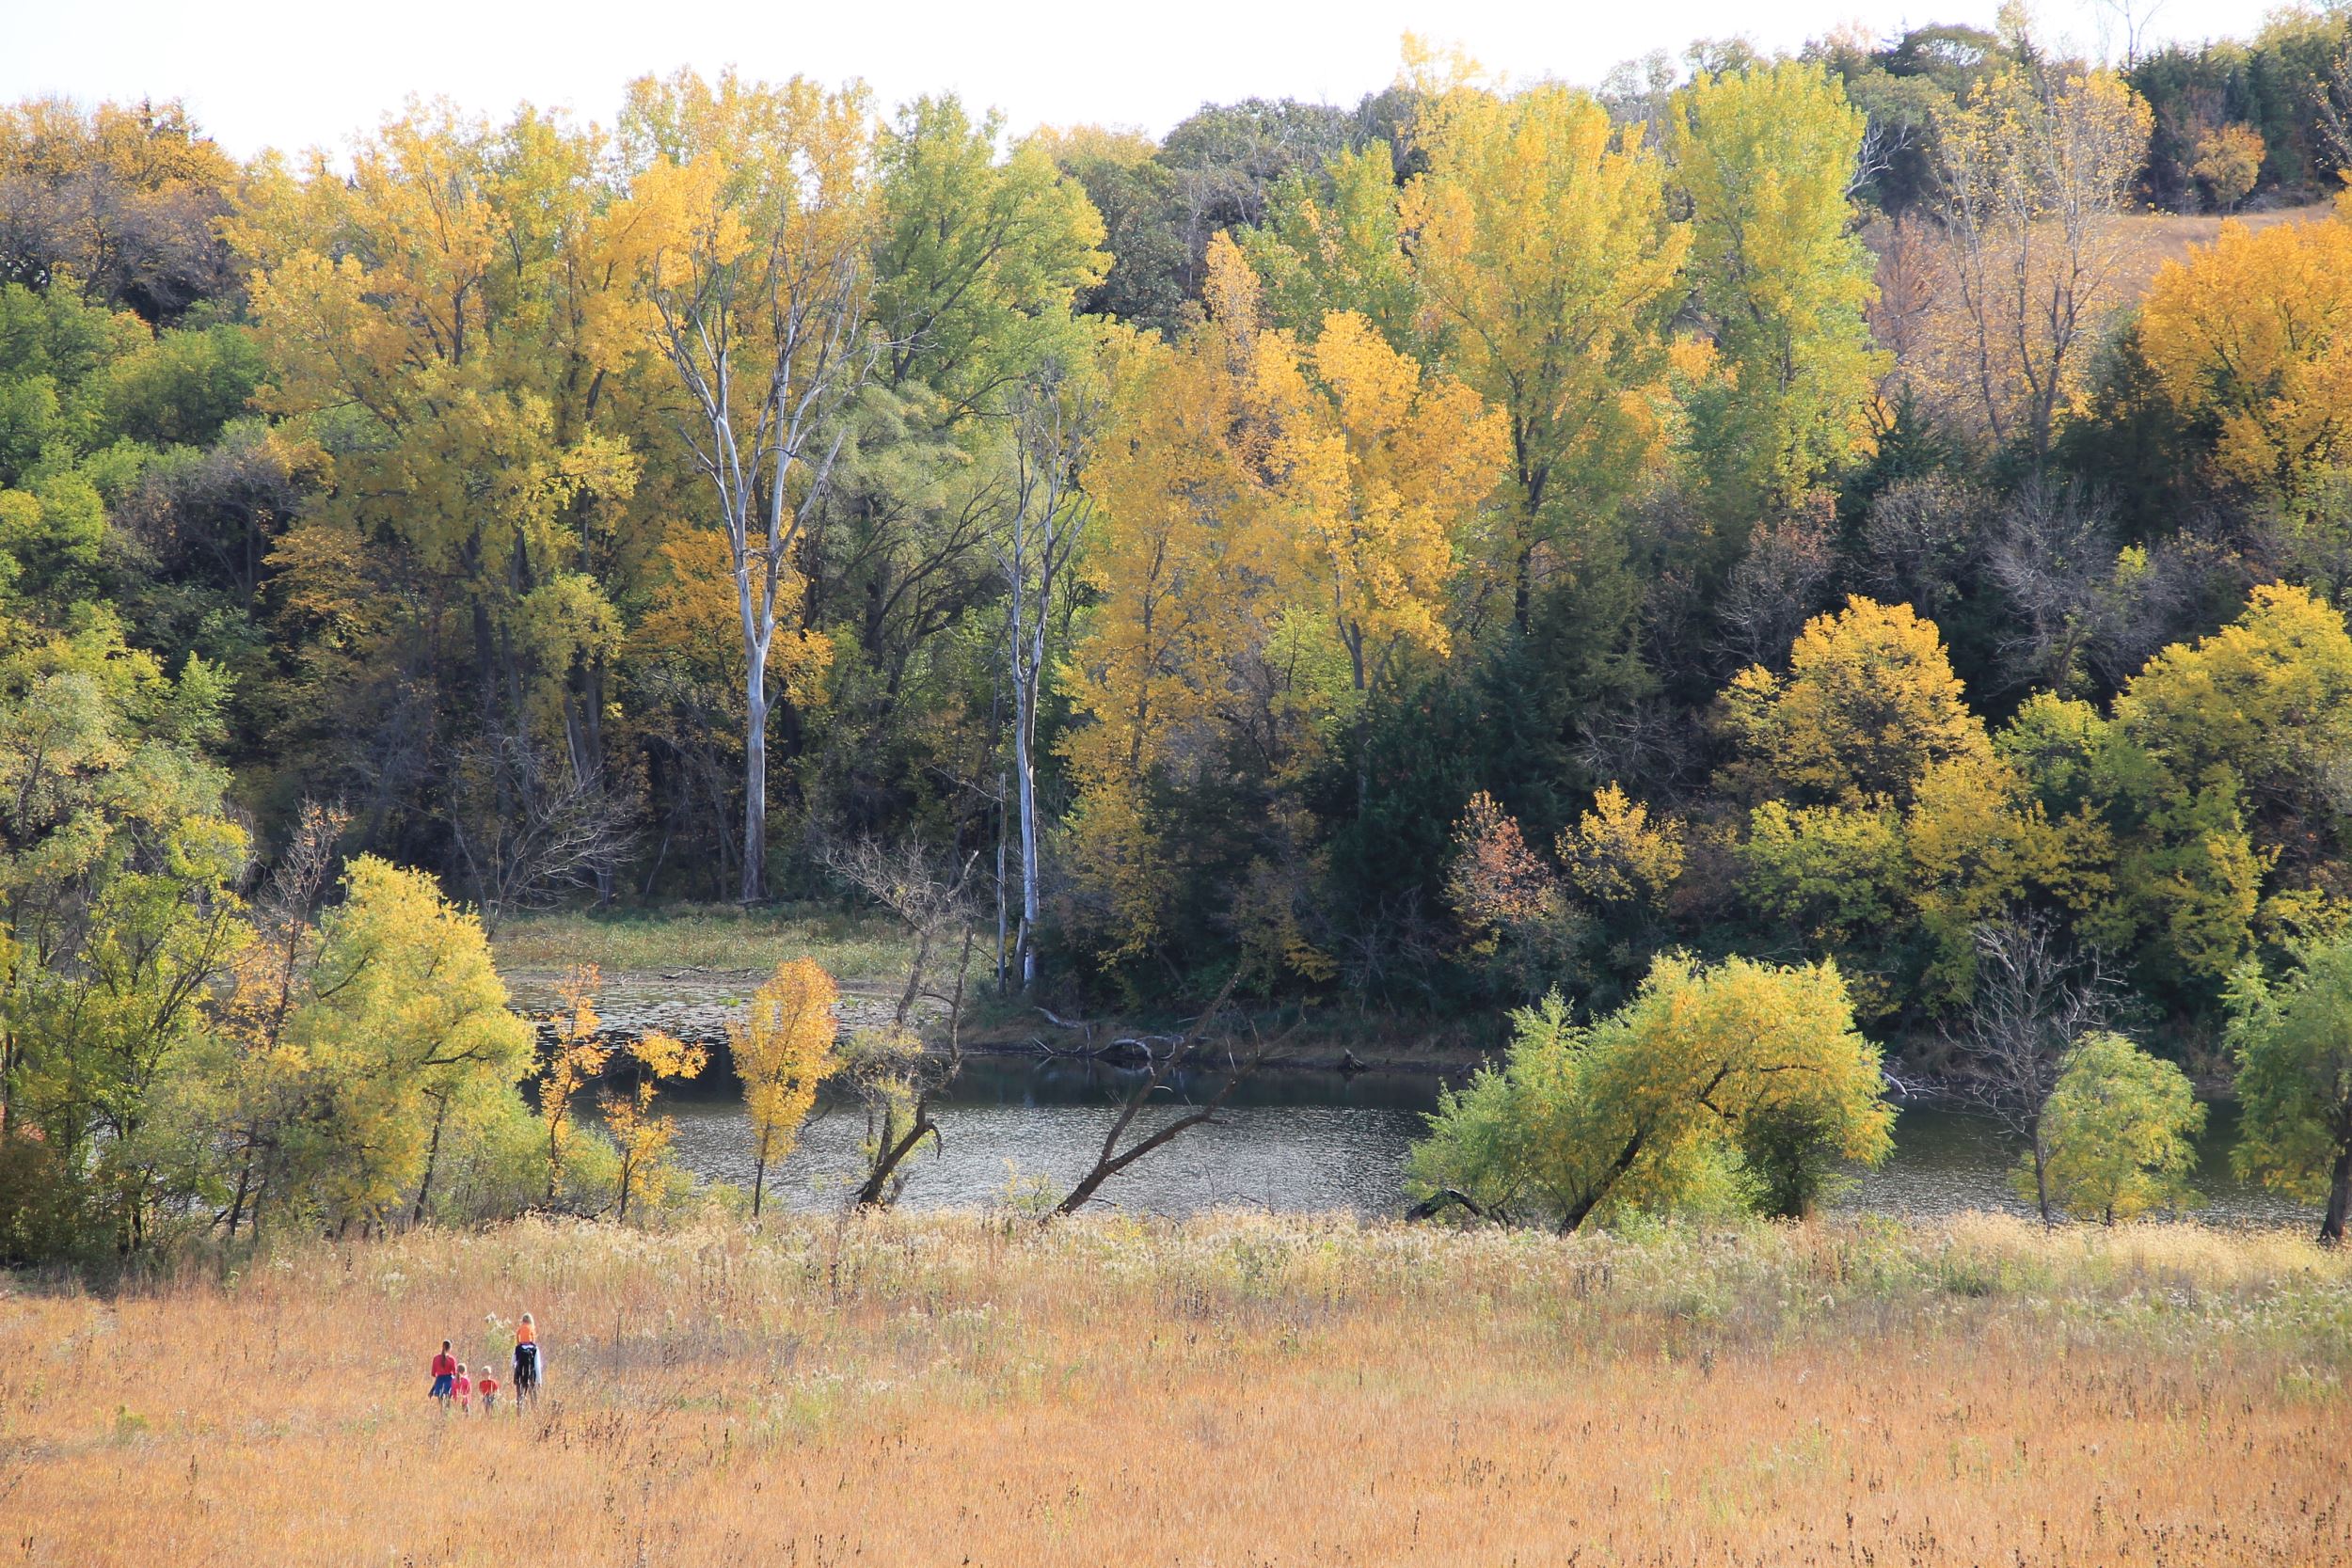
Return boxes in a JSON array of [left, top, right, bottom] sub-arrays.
[[12, 6, 2352, 1265]]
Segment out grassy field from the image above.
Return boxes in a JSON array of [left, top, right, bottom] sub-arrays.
[[7, 1213, 2349, 1566], [491, 903, 914, 986], [2110, 198, 2335, 298]]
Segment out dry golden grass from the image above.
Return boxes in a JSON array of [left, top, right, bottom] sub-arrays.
[[6, 1212, 2350, 1566], [2111, 199, 2334, 298]]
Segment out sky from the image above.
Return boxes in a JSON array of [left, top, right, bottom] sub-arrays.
[[2, 0, 2276, 156]]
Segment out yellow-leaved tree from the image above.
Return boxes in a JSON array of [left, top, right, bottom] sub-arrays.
[[1400, 56, 1687, 628], [1407, 953, 1893, 1227], [2137, 198, 2352, 517], [1059, 236, 1502, 962], [230, 104, 657, 910], [1926, 64, 2152, 463], [605, 69, 877, 900], [604, 1028, 707, 1222], [1723, 595, 1993, 810], [538, 965, 611, 1203], [730, 958, 840, 1216], [277, 856, 535, 1230]]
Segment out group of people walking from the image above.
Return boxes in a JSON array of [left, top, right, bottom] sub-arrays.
[[427, 1311, 542, 1413]]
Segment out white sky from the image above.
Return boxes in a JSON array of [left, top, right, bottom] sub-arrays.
[[2, 0, 2276, 157]]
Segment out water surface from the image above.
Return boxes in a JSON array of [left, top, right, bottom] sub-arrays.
[[651, 1059, 2317, 1227]]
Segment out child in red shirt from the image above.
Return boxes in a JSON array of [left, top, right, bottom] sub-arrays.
[[453, 1364, 473, 1412], [478, 1370, 501, 1413], [429, 1340, 456, 1403]]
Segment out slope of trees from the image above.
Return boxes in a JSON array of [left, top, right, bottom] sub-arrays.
[[11, 9, 2352, 1256]]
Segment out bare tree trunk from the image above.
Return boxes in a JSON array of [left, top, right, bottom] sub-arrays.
[[855, 927, 976, 1209], [2323, 1146, 2351, 1246], [994, 768, 1010, 997], [411, 1094, 450, 1228], [752, 1123, 772, 1220], [742, 632, 770, 904], [1014, 657, 1041, 992]]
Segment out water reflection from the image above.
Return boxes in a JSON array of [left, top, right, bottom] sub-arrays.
[[648, 1059, 2317, 1227]]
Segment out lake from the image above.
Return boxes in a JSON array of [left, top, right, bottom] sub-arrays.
[[649, 1057, 2319, 1227]]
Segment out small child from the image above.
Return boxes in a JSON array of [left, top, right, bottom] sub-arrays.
[[453, 1363, 473, 1413], [477, 1370, 501, 1414]]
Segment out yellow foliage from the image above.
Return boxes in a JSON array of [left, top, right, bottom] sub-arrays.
[[1557, 784, 1684, 911], [539, 964, 611, 1197], [2138, 200, 2352, 511], [730, 958, 840, 1211], [1724, 596, 1993, 810], [1401, 76, 1686, 619], [1059, 238, 1502, 960], [602, 1027, 707, 1222]]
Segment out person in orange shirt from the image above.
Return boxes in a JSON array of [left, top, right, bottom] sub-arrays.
[[512, 1313, 542, 1405]]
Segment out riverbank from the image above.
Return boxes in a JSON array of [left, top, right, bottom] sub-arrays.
[[8, 1213, 2348, 1565]]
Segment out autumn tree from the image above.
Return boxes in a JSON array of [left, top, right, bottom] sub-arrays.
[[1401, 67, 1687, 628], [1929, 63, 2152, 463], [2032, 1029, 2203, 1224], [611, 70, 877, 900], [1443, 790, 1560, 954], [2227, 931, 2352, 1243], [1722, 595, 1993, 810], [1058, 234, 1502, 967], [604, 1028, 706, 1222], [1059, 242, 1278, 960], [230, 103, 653, 900], [0, 97, 242, 322], [731, 957, 839, 1216], [538, 965, 612, 1203], [1667, 62, 1884, 518], [205, 856, 536, 1234], [2137, 200, 2352, 517], [1407, 954, 1893, 1230]]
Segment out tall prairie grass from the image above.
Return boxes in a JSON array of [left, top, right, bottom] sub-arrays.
[[6, 1212, 2348, 1565]]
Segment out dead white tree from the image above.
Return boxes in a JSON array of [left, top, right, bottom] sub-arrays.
[[992, 358, 1100, 991], [628, 76, 877, 901]]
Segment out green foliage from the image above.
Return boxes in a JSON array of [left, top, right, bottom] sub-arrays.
[[2028, 1031, 2204, 1223], [0, 610, 244, 1257], [2228, 933, 2352, 1239], [1668, 62, 1885, 517], [1408, 955, 1893, 1229]]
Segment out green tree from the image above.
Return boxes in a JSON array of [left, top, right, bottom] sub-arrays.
[[0, 612, 245, 1257], [2029, 1030, 2204, 1223], [2228, 934, 2352, 1243], [1667, 61, 1885, 519], [1407, 954, 1892, 1230], [240, 856, 537, 1232]]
